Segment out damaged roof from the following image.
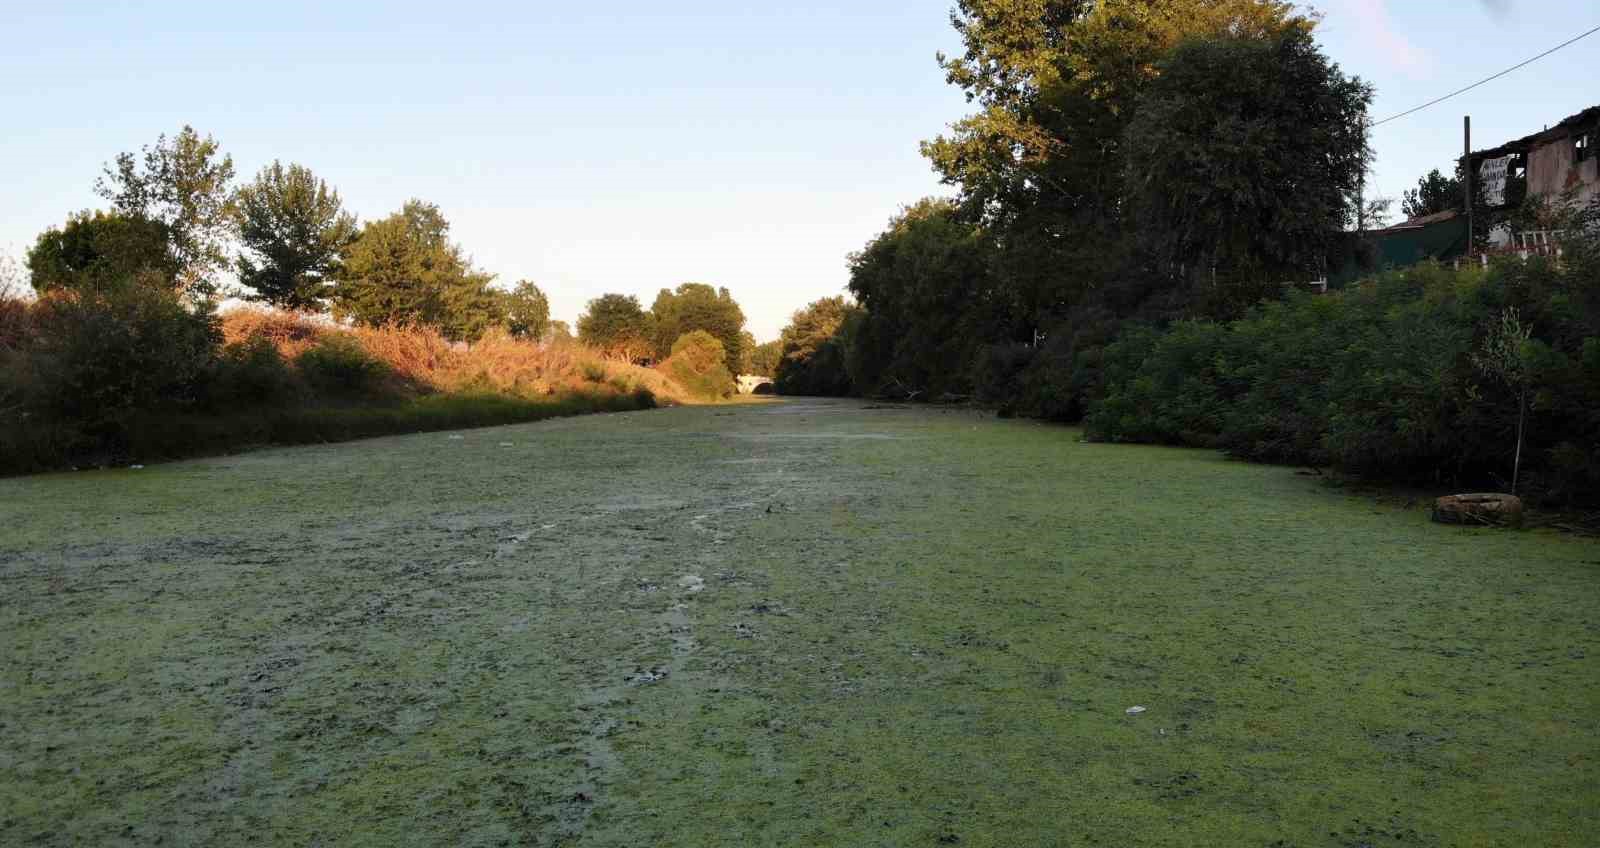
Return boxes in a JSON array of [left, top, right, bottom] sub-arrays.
[[1471, 105, 1600, 161]]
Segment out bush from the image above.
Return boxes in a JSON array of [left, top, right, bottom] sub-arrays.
[[660, 331, 735, 400], [296, 334, 392, 398], [1, 299, 699, 475], [1077, 249, 1600, 503], [220, 307, 328, 359], [32, 287, 219, 429], [0, 286, 221, 469], [0, 298, 28, 352], [1084, 321, 1230, 446], [210, 336, 298, 406]]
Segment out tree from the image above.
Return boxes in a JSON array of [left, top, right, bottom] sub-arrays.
[[1401, 168, 1463, 220], [234, 162, 357, 311], [547, 320, 573, 342], [648, 283, 746, 374], [774, 296, 863, 396], [1122, 28, 1371, 315], [1472, 307, 1535, 494], [331, 200, 502, 343], [26, 211, 180, 296], [502, 280, 551, 340], [735, 330, 758, 373], [748, 340, 782, 377], [922, 0, 1311, 329], [846, 199, 998, 396], [96, 126, 236, 297], [578, 293, 653, 358]]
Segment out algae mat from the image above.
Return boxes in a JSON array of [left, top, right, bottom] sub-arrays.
[[2, 399, 1596, 846]]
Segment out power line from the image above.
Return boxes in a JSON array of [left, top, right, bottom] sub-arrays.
[[1371, 23, 1600, 127]]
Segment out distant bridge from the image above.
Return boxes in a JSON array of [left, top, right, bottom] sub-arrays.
[[736, 374, 775, 395]]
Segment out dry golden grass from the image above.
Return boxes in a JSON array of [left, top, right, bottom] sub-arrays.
[[218, 307, 693, 405], [219, 307, 330, 359]]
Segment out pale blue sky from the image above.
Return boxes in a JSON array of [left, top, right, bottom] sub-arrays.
[[3, 2, 1594, 338]]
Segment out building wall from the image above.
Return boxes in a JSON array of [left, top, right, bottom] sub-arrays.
[[1528, 136, 1598, 208]]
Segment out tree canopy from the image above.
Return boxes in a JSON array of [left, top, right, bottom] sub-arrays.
[[95, 126, 236, 298], [502, 280, 551, 340], [648, 283, 746, 374], [26, 211, 180, 296], [1123, 28, 1371, 308], [746, 339, 782, 377], [774, 296, 863, 397], [578, 293, 653, 358], [234, 162, 358, 311], [921, 0, 1313, 331], [331, 200, 500, 343], [1401, 168, 1463, 220], [847, 199, 999, 396]]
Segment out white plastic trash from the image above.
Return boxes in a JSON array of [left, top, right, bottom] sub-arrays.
[[1125, 705, 1147, 715]]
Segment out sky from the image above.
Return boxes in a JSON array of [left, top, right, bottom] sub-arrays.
[[2, 1, 1595, 340]]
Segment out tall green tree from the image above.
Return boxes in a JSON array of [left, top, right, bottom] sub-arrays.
[[26, 211, 180, 296], [502, 280, 551, 340], [95, 126, 236, 297], [774, 295, 863, 396], [748, 339, 782, 377], [578, 293, 653, 358], [922, 0, 1310, 329], [331, 200, 501, 343], [648, 283, 746, 374], [846, 199, 998, 396], [1122, 28, 1372, 314], [234, 162, 358, 311], [735, 330, 758, 373], [1401, 168, 1463, 220]]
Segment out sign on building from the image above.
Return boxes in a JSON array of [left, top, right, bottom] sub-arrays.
[[1479, 155, 1512, 207]]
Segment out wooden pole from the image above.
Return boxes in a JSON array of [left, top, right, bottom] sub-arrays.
[[1464, 115, 1474, 253]]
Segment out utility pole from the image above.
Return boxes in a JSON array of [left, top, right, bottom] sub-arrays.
[[1463, 116, 1474, 254]]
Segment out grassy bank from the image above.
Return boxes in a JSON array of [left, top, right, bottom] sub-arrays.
[[110, 390, 661, 468], [2, 399, 1595, 845], [0, 302, 686, 475]]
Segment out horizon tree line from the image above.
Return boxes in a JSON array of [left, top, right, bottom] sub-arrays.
[[22, 127, 772, 356]]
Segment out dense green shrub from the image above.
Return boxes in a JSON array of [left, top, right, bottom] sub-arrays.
[[295, 334, 391, 397], [1080, 247, 1600, 502], [0, 286, 221, 470], [210, 336, 299, 406], [661, 330, 735, 401], [25, 287, 220, 444], [1085, 322, 1230, 447]]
